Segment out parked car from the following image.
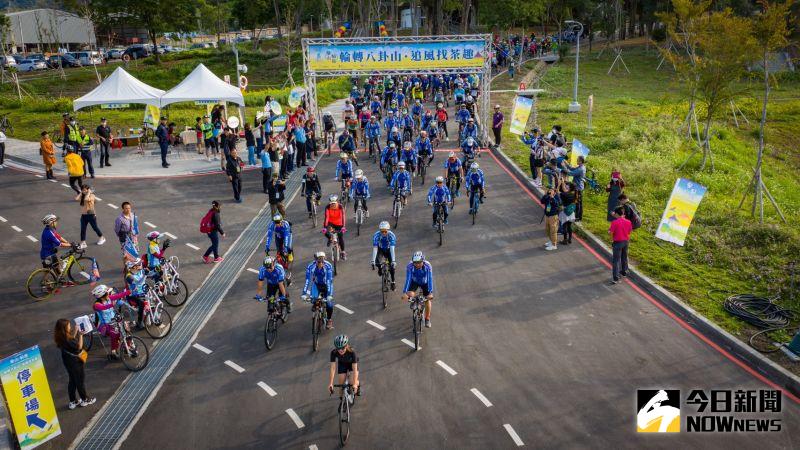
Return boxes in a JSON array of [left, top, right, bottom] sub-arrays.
[[27, 53, 46, 62], [47, 54, 82, 69], [106, 47, 125, 59], [190, 42, 214, 49], [1, 55, 17, 69], [69, 51, 103, 66], [17, 59, 47, 72], [123, 44, 151, 60]]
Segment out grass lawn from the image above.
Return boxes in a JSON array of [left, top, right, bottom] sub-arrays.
[[0, 46, 349, 141], [495, 44, 800, 370]]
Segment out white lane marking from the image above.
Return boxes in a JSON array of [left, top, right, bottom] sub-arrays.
[[35, 174, 43, 178], [257, 381, 277, 397], [224, 360, 245, 373], [26, 235, 38, 243], [401, 338, 419, 350], [247, 268, 259, 274], [436, 360, 458, 376], [61, 183, 71, 188], [309, 446, 319, 450], [285, 409, 305, 429], [144, 221, 157, 229], [93, 196, 102, 201], [0, 216, 6, 222], [185, 243, 200, 251], [503, 424, 524, 446], [107, 203, 119, 209], [49, 179, 58, 183], [192, 343, 212, 354], [471, 388, 493, 407], [335, 304, 354, 315], [80, 271, 91, 279], [366, 320, 386, 331], [11, 225, 22, 232], [163, 232, 177, 239]]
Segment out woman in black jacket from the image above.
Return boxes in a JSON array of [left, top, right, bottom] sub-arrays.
[[54, 318, 95, 409]]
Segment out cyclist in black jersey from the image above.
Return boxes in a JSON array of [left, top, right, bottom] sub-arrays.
[[328, 334, 360, 394]]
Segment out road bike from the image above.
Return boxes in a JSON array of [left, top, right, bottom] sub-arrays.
[[260, 294, 288, 351], [391, 189, 407, 229], [0, 114, 13, 135], [332, 381, 357, 446], [434, 201, 447, 246], [376, 260, 391, 309], [339, 179, 351, 208], [26, 246, 94, 300], [155, 256, 188, 307], [417, 156, 428, 185], [402, 127, 413, 144], [141, 285, 173, 339], [308, 294, 327, 351], [82, 308, 150, 371], [275, 250, 293, 287], [408, 292, 426, 351], [327, 227, 342, 276], [383, 162, 395, 186], [446, 173, 460, 208], [325, 131, 335, 155], [368, 138, 379, 163], [354, 195, 366, 236]]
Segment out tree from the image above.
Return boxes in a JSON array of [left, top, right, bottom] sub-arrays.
[[739, 0, 793, 222], [230, 0, 271, 47], [478, 0, 545, 29]]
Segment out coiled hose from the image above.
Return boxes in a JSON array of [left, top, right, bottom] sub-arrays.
[[709, 291, 799, 353]]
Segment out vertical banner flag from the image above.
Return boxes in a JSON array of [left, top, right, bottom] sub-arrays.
[[0, 346, 61, 450], [142, 104, 160, 130], [655, 178, 707, 246], [570, 138, 590, 166], [509, 96, 533, 135]]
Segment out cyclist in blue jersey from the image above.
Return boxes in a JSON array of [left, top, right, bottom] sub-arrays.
[[442, 152, 464, 197], [335, 153, 354, 191], [371, 221, 396, 290], [391, 161, 413, 203], [461, 136, 479, 168], [386, 100, 399, 117], [380, 142, 398, 174], [394, 90, 406, 109], [387, 126, 402, 149], [40, 214, 73, 269], [302, 252, 336, 329], [370, 95, 382, 119], [421, 110, 434, 132], [145, 231, 170, 271], [427, 176, 452, 226], [400, 141, 417, 174], [265, 214, 293, 258], [455, 104, 471, 127], [465, 162, 486, 211], [401, 110, 415, 139], [453, 85, 466, 104], [401, 251, 435, 328], [338, 130, 357, 165], [415, 131, 433, 169], [124, 259, 148, 329], [365, 116, 381, 157], [461, 117, 479, 142], [350, 169, 370, 217], [411, 100, 423, 130], [255, 256, 290, 312], [383, 110, 398, 134]]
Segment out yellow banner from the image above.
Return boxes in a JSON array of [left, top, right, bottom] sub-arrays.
[[0, 346, 61, 450], [143, 104, 160, 130], [307, 41, 485, 72]]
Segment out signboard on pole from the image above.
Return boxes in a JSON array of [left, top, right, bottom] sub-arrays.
[[307, 40, 486, 71], [509, 96, 533, 135], [655, 178, 707, 246], [0, 346, 61, 450]]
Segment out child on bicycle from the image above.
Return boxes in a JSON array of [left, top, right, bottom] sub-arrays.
[[145, 231, 171, 280], [92, 284, 131, 359], [124, 260, 148, 329]]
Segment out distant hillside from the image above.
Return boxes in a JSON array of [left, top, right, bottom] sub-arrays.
[[2, 1, 70, 13]]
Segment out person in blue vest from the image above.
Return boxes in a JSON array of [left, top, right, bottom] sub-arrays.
[[255, 256, 290, 312], [401, 251, 435, 328], [371, 221, 397, 290], [349, 169, 370, 217], [302, 252, 336, 329], [427, 176, 452, 227]]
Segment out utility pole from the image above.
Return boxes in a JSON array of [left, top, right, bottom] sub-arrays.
[[565, 20, 583, 113], [412, 0, 419, 35], [232, 41, 247, 124]]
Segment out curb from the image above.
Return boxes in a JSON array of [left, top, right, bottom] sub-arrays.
[[489, 145, 800, 401]]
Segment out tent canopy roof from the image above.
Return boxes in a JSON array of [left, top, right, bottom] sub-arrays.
[[73, 67, 165, 111], [159, 63, 245, 107]]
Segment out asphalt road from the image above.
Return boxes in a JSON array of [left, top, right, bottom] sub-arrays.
[[113, 150, 800, 449]]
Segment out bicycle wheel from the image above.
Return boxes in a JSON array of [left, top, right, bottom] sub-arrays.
[[420, 164, 426, 185], [121, 336, 149, 371], [145, 305, 172, 339], [67, 256, 93, 285], [413, 310, 421, 351], [164, 278, 189, 307], [339, 397, 351, 446], [332, 247, 339, 276], [393, 202, 401, 229], [264, 315, 278, 350], [26, 268, 58, 300], [381, 272, 389, 309], [356, 210, 363, 236], [312, 314, 321, 351], [438, 219, 444, 247]]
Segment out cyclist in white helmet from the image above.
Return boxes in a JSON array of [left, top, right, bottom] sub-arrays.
[[371, 221, 397, 290], [402, 251, 435, 328]]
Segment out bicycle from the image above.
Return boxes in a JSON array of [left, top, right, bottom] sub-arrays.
[[354, 195, 366, 236], [417, 156, 428, 185], [434, 201, 447, 246], [332, 381, 357, 446], [368, 138, 379, 163], [585, 169, 603, 195], [391, 189, 406, 229], [408, 291, 426, 351], [308, 294, 327, 351], [376, 260, 391, 309], [275, 250, 293, 287], [155, 256, 188, 307], [0, 114, 13, 135], [339, 179, 351, 208], [325, 131, 335, 155], [82, 308, 150, 371], [141, 285, 173, 339], [259, 294, 288, 351], [469, 186, 481, 225], [402, 128, 413, 144], [26, 246, 94, 300], [327, 227, 342, 276], [446, 173, 460, 207], [383, 162, 395, 187]]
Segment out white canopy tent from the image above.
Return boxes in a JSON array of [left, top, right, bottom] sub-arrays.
[[159, 63, 245, 107], [73, 67, 165, 111]]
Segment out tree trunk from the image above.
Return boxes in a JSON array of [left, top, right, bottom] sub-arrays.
[[149, 28, 160, 63], [700, 111, 713, 171], [753, 51, 770, 222], [461, 1, 471, 34]]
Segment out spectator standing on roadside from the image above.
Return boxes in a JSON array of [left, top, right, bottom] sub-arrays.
[[609, 206, 632, 284], [41, 131, 57, 180], [294, 124, 308, 168], [202, 200, 225, 263], [64, 148, 85, 193], [66, 116, 80, 156], [559, 181, 577, 245], [606, 170, 625, 221], [195, 117, 205, 155], [156, 117, 170, 168], [96, 118, 112, 168], [226, 148, 244, 203], [260, 140, 273, 193], [509, 60, 516, 79], [541, 186, 561, 251], [561, 155, 586, 221], [305, 120, 317, 160], [0, 129, 5, 168], [244, 123, 256, 166], [522, 128, 545, 187], [202, 115, 217, 161], [76, 184, 105, 248], [54, 319, 95, 410], [492, 105, 504, 148], [268, 173, 287, 217]]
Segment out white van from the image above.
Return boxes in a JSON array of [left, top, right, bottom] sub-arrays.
[[70, 51, 103, 66]]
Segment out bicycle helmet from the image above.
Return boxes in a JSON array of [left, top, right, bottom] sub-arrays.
[[334, 334, 349, 349], [340, 152, 348, 159], [412, 251, 424, 262], [307, 167, 315, 174], [126, 260, 141, 269], [435, 176, 445, 183], [420, 131, 427, 137], [466, 137, 475, 145], [42, 214, 58, 226], [379, 221, 391, 231], [272, 214, 283, 223], [389, 142, 396, 148], [92, 284, 111, 299], [355, 169, 364, 179], [391, 126, 398, 133], [468, 117, 475, 122], [448, 152, 456, 159], [146, 231, 161, 241], [398, 161, 406, 168], [329, 194, 339, 203], [263, 256, 275, 267], [471, 162, 479, 171], [404, 141, 413, 149], [314, 251, 326, 259]]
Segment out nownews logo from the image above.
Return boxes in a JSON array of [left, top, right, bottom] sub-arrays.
[[637, 389, 782, 433]]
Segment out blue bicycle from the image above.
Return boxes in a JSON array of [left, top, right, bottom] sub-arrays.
[[469, 186, 482, 225]]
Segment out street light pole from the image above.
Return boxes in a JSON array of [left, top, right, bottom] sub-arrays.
[[566, 20, 583, 113]]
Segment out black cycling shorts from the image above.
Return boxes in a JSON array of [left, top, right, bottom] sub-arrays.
[[407, 281, 431, 297]]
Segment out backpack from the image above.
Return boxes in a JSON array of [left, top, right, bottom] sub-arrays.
[[199, 209, 215, 234], [627, 203, 642, 230]]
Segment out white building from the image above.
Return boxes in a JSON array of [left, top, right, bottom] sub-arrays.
[[3, 9, 97, 52]]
